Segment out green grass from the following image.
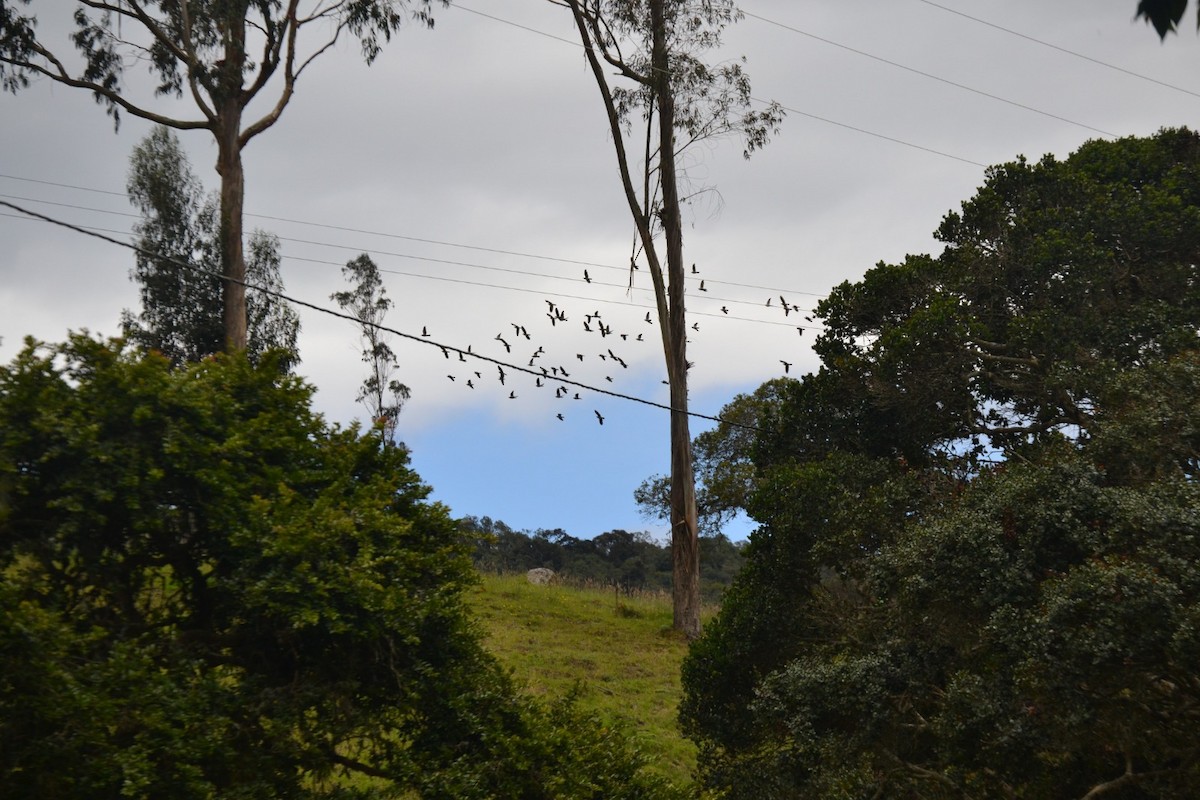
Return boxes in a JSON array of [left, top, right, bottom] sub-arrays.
[[467, 573, 700, 788]]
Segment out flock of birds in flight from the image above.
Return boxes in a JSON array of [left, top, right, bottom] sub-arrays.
[[417, 264, 814, 426]]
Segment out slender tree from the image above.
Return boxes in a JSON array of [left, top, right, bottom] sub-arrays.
[[551, 0, 782, 637], [122, 126, 300, 370], [331, 253, 410, 446], [0, 0, 444, 351]]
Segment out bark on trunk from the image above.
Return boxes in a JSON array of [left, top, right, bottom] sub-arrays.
[[215, 14, 248, 352], [652, 0, 701, 640], [216, 119, 247, 352]]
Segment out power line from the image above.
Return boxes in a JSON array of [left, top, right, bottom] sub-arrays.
[[0, 191, 822, 329], [741, 9, 1117, 139], [754, 97, 987, 167], [0, 198, 773, 433], [0, 174, 831, 300], [456, 3, 991, 168], [915, 0, 1200, 101]]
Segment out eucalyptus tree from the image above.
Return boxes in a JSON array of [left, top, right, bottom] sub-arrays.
[[0, 0, 444, 351], [331, 253, 410, 446], [550, 0, 782, 637], [123, 126, 299, 370]]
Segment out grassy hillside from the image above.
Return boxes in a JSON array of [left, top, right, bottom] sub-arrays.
[[467, 573, 700, 788]]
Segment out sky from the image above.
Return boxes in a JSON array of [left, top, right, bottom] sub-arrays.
[[3, 0, 1199, 542]]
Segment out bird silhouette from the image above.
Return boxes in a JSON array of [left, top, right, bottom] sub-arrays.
[[422, 326, 431, 337], [584, 269, 592, 283], [495, 334, 511, 353], [691, 263, 698, 274], [508, 391, 517, 399], [497, 365, 507, 385], [699, 280, 707, 292], [644, 312, 652, 324], [557, 413, 565, 421], [440, 347, 450, 359], [536, 377, 544, 388], [583, 321, 593, 333], [447, 374, 456, 382], [780, 360, 791, 374], [691, 322, 700, 331], [721, 306, 729, 314], [636, 333, 644, 342], [466, 379, 475, 389], [594, 410, 605, 425], [576, 353, 585, 361]]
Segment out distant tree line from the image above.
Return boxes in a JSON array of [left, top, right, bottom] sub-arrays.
[[460, 517, 744, 600]]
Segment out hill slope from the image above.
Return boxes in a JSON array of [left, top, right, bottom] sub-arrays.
[[467, 573, 698, 787]]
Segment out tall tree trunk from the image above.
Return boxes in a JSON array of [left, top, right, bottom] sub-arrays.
[[215, 14, 248, 352], [651, 0, 701, 639], [216, 117, 247, 352]]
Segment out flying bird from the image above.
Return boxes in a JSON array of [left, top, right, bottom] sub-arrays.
[[466, 379, 475, 389], [557, 413, 564, 421], [721, 306, 729, 314], [691, 263, 698, 274], [691, 322, 700, 331], [447, 374, 456, 382], [495, 334, 511, 353], [699, 280, 707, 292], [594, 410, 605, 425], [497, 365, 507, 385], [644, 312, 653, 324], [584, 269, 592, 283], [780, 360, 792, 374], [422, 326, 430, 337], [509, 391, 517, 399]]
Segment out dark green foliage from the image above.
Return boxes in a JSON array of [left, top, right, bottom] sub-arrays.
[[0, 335, 680, 799], [683, 130, 1200, 798], [121, 127, 300, 369], [1137, 0, 1198, 38]]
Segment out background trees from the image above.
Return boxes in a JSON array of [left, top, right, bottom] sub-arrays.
[[123, 126, 299, 369], [0, 0, 444, 350], [681, 128, 1200, 798]]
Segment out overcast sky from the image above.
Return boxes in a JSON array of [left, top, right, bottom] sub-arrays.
[[3, 0, 1199, 541]]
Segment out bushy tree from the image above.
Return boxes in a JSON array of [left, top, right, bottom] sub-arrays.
[[0, 335, 681, 799], [683, 129, 1200, 798], [122, 126, 300, 370]]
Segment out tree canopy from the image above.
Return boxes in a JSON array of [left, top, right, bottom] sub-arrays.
[[681, 128, 1200, 798]]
